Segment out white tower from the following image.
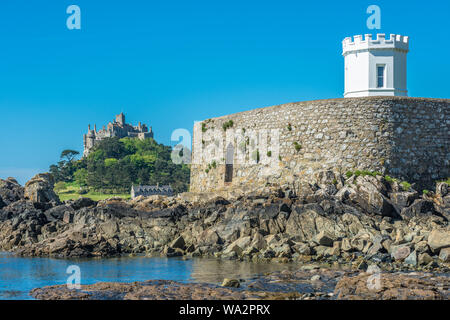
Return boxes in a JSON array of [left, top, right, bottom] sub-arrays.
[[342, 33, 409, 97]]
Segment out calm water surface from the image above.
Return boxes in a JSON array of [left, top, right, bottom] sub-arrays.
[[0, 252, 297, 300]]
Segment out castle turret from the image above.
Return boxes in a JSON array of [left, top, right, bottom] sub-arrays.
[[116, 112, 125, 125], [342, 33, 409, 97]]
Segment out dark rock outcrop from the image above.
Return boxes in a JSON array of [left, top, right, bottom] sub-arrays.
[[0, 178, 24, 206], [0, 173, 448, 270]]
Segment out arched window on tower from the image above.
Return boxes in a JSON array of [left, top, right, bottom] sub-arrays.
[[225, 143, 234, 183]]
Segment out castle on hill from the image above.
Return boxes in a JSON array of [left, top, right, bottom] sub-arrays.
[[83, 113, 153, 157]]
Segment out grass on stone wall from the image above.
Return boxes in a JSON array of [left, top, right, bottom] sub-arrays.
[[293, 142, 302, 152], [345, 170, 415, 191], [222, 120, 234, 131]]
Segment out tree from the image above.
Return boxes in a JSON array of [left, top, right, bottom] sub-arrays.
[[73, 168, 88, 187], [60, 149, 80, 162], [54, 181, 66, 193]]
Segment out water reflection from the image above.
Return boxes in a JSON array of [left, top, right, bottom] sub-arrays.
[[188, 258, 297, 283], [0, 252, 296, 300]]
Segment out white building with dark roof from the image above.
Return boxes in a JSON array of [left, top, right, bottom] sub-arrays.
[[131, 184, 173, 199]]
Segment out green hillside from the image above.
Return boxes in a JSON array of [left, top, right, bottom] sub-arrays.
[[50, 137, 190, 199]]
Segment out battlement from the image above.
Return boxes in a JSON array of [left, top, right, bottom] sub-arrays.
[[342, 33, 409, 55]]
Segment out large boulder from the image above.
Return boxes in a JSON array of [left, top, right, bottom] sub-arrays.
[[427, 229, 450, 251], [44, 204, 73, 222], [313, 230, 335, 247], [400, 199, 438, 220], [0, 177, 24, 205], [69, 197, 97, 210], [391, 245, 411, 261], [285, 204, 343, 241], [439, 247, 450, 262], [221, 278, 240, 288], [24, 173, 60, 205], [389, 191, 419, 209], [436, 182, 448, 198], [349, 179, 397, 217], [435, 182, 450, 219]]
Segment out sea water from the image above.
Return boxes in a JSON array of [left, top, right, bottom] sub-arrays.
[[0, 252, 297, 300]]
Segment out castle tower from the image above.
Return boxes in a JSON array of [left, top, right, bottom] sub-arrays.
[[116, 112, 125, 125], [342, 34, 409, 97], [83, 124, 96, 157]]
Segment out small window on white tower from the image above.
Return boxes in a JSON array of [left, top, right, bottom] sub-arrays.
[[377, 65, 385, 88]]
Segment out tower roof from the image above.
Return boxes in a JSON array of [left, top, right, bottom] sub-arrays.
[[342, 33, 409, 55]]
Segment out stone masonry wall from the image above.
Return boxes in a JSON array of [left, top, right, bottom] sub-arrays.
[[190, 97, 449, 193]]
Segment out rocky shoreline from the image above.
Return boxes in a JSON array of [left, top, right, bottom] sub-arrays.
[[29, 266, 450, 300], [1, 171, 450, 299]]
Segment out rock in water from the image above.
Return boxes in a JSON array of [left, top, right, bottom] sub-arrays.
[[170, 236, 186, 250], [221, 278, 240, 288], [310, 275, 321, 281]]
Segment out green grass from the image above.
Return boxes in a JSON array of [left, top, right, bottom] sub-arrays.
[[55, 182, 130, 202], [400, 181, 411, 191], [345, 171, 413, 191], [57, 191, 130, 202]]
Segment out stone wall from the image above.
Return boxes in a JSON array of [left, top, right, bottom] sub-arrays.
[[190, 97, 449, 193]]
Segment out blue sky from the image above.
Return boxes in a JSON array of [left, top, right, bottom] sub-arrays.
[[0, 0, 449, 184]]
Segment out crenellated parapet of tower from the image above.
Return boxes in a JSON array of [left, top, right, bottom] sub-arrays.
[[82, 113, 154, 157], [342, 33, 409, 55], [342, 33, 409, 97]]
